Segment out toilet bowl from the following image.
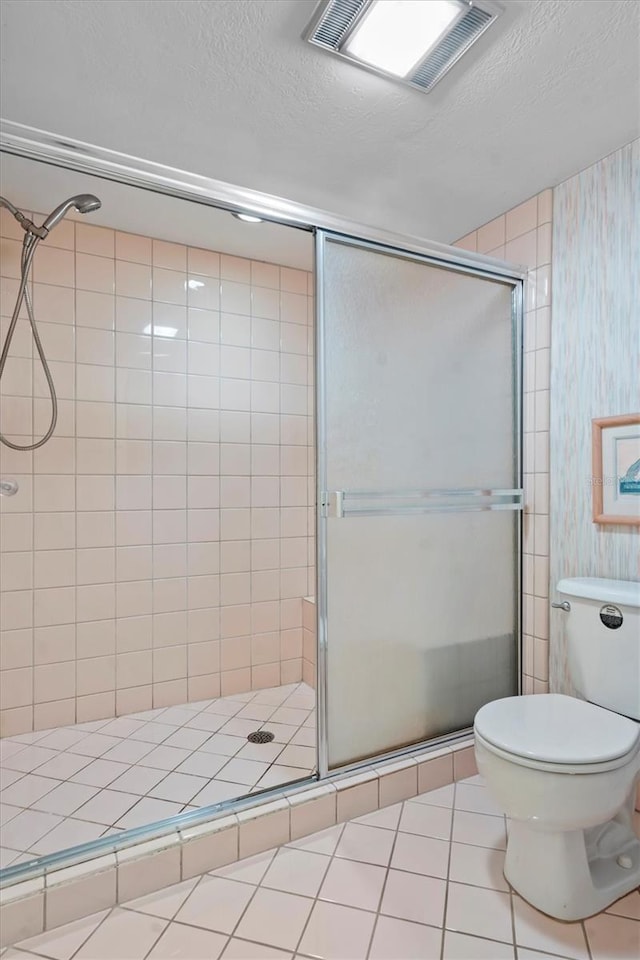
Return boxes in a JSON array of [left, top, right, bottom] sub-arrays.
[[475, 694, 640, 920], [473, 577, 640, 921]]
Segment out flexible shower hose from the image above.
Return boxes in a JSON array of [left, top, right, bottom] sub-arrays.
[[0, 228, 58, 450]]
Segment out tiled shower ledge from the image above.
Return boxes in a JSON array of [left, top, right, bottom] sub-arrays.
[[4, 773, 639, 959], [0, 738, 477, 946]]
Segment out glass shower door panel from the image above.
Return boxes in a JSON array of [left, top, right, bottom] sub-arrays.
[[319, 236, 519, 770]]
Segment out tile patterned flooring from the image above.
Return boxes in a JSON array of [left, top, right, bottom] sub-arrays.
[[5, 775, 640, 959], [0, 684, 316, 867]]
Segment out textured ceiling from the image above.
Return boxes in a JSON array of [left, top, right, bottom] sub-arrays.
[[1, 0, 638, 243]]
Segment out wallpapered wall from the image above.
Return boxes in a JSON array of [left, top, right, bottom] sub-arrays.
[[549, 139, 640, 692]]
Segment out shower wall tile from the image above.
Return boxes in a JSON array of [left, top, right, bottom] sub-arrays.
[[0, 216, 314, 736], [549, 140, 640, 694], [455, 188, 553, 694]]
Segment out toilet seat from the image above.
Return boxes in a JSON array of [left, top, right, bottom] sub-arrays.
[[474, 694, 640, 773]]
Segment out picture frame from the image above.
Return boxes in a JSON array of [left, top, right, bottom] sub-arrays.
[[592, 413, 640, 526]]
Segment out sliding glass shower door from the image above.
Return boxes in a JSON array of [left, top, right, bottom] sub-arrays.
[[316, 233, 522, 772]]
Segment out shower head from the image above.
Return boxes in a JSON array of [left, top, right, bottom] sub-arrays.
[[40, 194, 101, 235]]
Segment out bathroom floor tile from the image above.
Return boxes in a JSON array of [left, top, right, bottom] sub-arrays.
[[448, 840, 509, 891], [74, 907, 167, 959], [147, 921, 227, 959], [298, 900, 376, 959], [125, 878, 200, 920], [107, 766, 168, 796], [0, 773, 61, 807], [513, 896, 590, 959], [369, 915, 442, 959], [235, 888, 313, 950], [212, 849, 276, 886], [318, 856, 386, 910], [334, 822, 395, 866], [443, 931, 515, 959], [30, 782, 99, 816], [73, 788, 139, 825], [28, 817, 107, 855], [221, 939, 291, 959], [12, 773, 640, 960], [390, 830, 449, 878], [2, 808, 63, 850], [147, 771, 208, 803], [605, 889, 640, 921], [70, 759, 130, 788], [381, 869, 447, 927], [452, 809, 507, 849], [399, 799, 453, 840], [261, 847, 330, 897], [584, 912, 640, 960], [286, 824, 344, 856], [19, 909, 110, 960], [354, 802, 402, 831], [114, 796, 184, 829], [445, 882, 513, 944], [454, 782, 505, 817], [175, 876, 254, 934]]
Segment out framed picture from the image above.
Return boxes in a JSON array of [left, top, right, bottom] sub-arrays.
[[592, 414, 640, 526]]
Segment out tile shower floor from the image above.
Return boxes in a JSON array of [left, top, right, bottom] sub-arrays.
[[6, 775, 639, 960], [0, 683, 315, 867]]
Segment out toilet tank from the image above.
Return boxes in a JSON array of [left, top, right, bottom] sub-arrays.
[[557, 578, 640, 720]]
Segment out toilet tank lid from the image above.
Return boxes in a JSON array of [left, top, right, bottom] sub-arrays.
[[557, 577, 640, 607]]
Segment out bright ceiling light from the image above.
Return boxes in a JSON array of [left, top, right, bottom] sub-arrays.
[[304, 0, 502, 93], [232, 212, 263, 223], [345, 0, 462, 77]]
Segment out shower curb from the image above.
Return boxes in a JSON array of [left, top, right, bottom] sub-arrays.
[[0, 739, 476, 946]]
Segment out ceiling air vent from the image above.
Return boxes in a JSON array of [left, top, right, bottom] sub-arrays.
[[304, 0, 502, 93]]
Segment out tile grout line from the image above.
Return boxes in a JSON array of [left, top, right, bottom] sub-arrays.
[[507, 812, 519, 960], [285, 821, 348, 956], [363, 797, 406, 960], [438, 779, 458, 960]]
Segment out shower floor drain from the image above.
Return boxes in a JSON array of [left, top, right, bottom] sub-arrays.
[[247, 730, 275, 744]]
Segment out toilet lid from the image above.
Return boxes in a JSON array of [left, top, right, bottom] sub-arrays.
[[474, 694, 640, 765]]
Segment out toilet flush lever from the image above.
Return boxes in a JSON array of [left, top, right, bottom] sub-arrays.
[[551, 600, 571, 612]]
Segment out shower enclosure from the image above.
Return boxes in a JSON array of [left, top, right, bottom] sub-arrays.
[[0, 122, 523, 887]]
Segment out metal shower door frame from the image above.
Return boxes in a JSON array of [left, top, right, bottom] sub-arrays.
[[0, 119, 524, 886], [314, 229, 524, 778]]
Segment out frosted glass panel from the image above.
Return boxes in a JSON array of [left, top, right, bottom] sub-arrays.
[[326, 512, 517, 767], [319, 237, 519, 770], [323, 241, 515, 491]]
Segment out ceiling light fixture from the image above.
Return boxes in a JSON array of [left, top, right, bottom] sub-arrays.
[[232, 212, 264, 223], [345, 0, 461, 77], [304, 0, 502, 93]]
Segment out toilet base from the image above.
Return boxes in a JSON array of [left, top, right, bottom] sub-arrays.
[[504, 797, 640, 920]]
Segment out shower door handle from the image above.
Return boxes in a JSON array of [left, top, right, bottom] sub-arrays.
[[320, 488, 523, 518]]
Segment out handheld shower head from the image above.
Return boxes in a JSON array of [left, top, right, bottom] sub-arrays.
[[41, 194, 101, 234]]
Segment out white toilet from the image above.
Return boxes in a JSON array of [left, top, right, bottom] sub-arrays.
[[474, 577, 640, 921]]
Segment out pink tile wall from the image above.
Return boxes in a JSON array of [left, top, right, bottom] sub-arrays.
[[455, 190, 552, 694], [0, 209, 315, 735]]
